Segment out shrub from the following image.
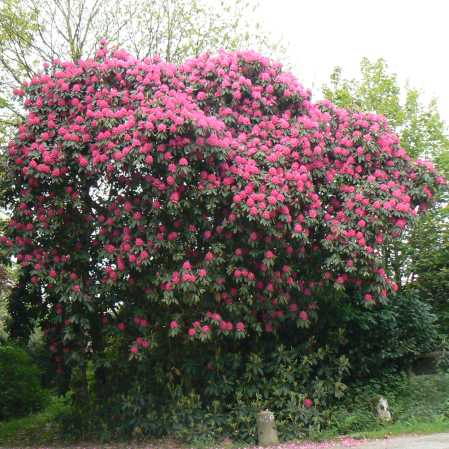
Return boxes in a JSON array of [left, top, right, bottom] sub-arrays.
[[317, 289, 438, 379], [0, 41, 446, 440], [0, 346, 47, 421]]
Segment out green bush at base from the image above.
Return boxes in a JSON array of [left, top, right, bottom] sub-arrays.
[[0, 346, 47, 421]]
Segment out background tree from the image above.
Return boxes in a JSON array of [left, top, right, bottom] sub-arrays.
[[0, 219, 14, 298], [323, 58, 449, 290], [322, 58, 449, 172], [0, 0, 287, 145], [403, 203, 449, 333], [0, 88, 16, 143], [0, 300, 9, 344]]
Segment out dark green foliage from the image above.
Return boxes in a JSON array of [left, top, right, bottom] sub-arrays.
[[318, 290, 438, 379], [58, 341, 349, 444], [0, 346, 47, 421], [38, 288, 441, 444]]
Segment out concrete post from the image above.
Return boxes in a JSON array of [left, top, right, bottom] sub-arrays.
[[369, 395, 393, 423], [256, 411, 279, 447]]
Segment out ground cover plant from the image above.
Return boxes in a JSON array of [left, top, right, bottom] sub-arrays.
[[0, 41, 446, 442]]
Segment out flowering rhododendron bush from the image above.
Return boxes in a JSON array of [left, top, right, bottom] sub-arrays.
[[1, 41, 446, 439]]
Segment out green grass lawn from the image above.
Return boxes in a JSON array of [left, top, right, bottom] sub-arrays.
[[0, 396, 66, 447]]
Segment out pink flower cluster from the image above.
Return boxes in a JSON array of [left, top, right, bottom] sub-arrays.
[[1, 41, 446, 361]]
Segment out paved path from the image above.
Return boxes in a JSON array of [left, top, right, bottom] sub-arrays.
[[298, 432, 449, 449], [354, 432, 449, 449], [278, 432, 449, 449], [2, 433, 449, 449]]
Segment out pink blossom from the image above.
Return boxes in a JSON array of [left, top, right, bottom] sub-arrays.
[[265, 251, 274, 259]]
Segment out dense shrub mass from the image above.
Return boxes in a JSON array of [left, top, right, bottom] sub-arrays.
[[0, 41, 446, 440], [319, 290, 438, 379], [0, 346, 47, 421]]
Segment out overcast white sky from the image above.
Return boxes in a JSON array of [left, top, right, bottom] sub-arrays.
[[250, 0, 449, 124]]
